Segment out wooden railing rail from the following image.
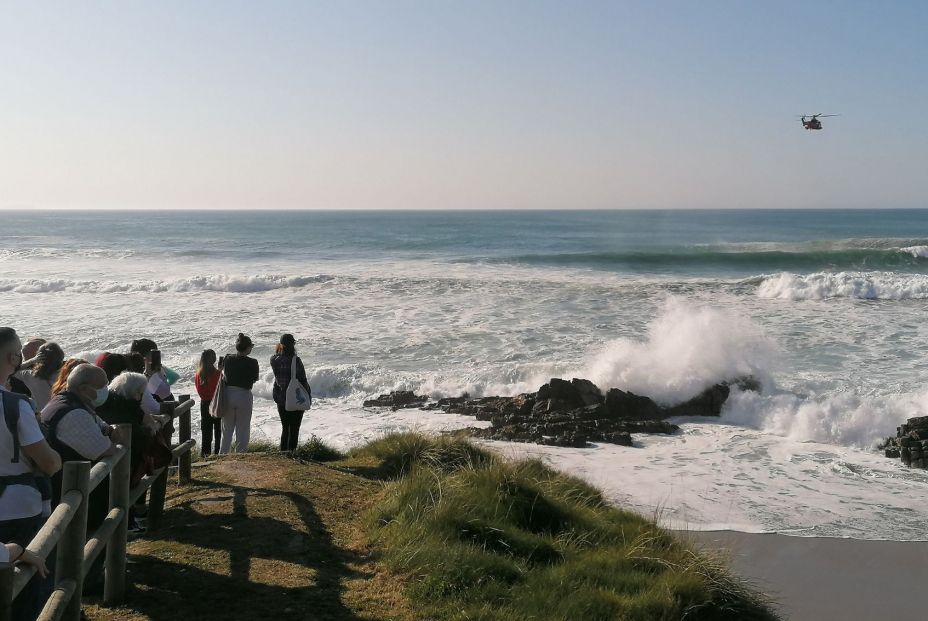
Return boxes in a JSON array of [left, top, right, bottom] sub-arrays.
[[0, 395, 196, 621]]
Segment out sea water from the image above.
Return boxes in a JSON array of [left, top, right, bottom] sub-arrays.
[[2, 209, 928, 540]]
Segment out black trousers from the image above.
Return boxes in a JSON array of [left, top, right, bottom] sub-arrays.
[[277, 403, 304, 451], [0, 514, 47, 621], [200, 400, 222, 456]]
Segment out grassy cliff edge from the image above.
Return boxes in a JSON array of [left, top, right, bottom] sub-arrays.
[[350, 432, 778, 621], [87, 432, 778, 621]]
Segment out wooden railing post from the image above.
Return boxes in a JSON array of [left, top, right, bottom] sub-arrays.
[[153, 399, 177, 535], [104, 425, 132, 605], [146, 467, 168, 534], [160, 401, 177, 428], [56, 461, 90, 621], [178, 396, 192, 484], [0, 563, 12, 621]]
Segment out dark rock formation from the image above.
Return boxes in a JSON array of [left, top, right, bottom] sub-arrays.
[[363, 390, 428, 410], [412, 376, 757, 448], [883, 416, 928, 467]]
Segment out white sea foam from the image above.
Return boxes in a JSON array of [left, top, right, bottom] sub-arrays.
[[580, 297, 777, 404], [899, 245, 928, 258], [722, 388, 925, 448], [0, 274, 333, 294], [755, 271, 928, 300], [6, 237, 928, 539]]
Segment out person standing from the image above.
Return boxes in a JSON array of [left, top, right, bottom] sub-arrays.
[[270, 334, 311, 452], [218, 334, 259, 454], [0, 328, 61, 621], [194, 350, 222, 456]]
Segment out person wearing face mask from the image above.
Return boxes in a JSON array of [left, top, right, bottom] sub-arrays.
[[40, 364, 119, 471], [0, 328, 61, 621], [40, 363, 122, 592]]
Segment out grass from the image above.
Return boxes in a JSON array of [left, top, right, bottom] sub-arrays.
[[85, 432, 777, 621], [359, 432, 779, 621], [348, 431, 497, 478], [245, 435, 345, 462]]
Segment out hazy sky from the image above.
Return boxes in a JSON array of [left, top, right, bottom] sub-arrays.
[[2, 1, 926, 210]]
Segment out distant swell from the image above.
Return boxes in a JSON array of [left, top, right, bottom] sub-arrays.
[[755, 271, 928, 300], [0, 274, 333, 294], [480, 239, 928, 272]]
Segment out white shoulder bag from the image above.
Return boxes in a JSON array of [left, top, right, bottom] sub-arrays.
[[284, 356, 312, 411]]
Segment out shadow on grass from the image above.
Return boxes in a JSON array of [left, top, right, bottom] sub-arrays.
[[117, 478, 381, 621]]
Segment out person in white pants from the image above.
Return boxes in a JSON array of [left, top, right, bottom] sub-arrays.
[[218, 333, 259, 454]]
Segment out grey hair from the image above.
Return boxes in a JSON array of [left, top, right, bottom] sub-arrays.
[[66, 363, 106, 391], [109, 372, 149, 400]]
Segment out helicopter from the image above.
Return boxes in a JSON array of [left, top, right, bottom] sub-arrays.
[[798, 114, 839, 130]]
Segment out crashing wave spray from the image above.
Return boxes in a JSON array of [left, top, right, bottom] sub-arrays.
[[581, 297, 778, 405], [723, 388, 928, 449]]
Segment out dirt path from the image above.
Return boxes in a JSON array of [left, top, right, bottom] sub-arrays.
[[85, 455, 413, 621]]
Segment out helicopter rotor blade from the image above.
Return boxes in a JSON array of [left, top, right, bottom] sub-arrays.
[[817, 114, 840, 117]]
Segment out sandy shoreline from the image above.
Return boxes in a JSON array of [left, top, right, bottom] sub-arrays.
[[685, 531, 928, 619]]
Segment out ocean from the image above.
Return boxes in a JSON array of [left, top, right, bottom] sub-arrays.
[[3, 208, 928, 540]]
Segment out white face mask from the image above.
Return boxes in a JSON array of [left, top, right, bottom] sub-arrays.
[[91, 386, 109, 407]]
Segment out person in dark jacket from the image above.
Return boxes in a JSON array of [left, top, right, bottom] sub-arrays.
[[96, 352, 128, 383], [218, 334, 259, 454], [270, 334, 311, 452], [96, 372, 163, 483]]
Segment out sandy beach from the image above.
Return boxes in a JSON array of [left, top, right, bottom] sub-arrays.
[[688, 531, 928, 619]]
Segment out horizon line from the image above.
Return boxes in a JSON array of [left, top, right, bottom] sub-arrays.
[[1, 206, 926, 213]]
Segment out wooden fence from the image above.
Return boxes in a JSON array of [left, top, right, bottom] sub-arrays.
[[0, 395, 196, 621]]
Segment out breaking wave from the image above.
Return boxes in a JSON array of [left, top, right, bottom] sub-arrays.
[[723, 388, 928, 449], [0, 274, 333, 294], [580, 298, 778, 404], [755, 271, 928, 300]]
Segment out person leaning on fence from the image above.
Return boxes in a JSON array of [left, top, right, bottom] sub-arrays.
[[270, 334, 312, 452], [97, 372, 167, 480], [1, 539, 48, 577], [40, 364, 123, 592], [130, 339, 180, 403], [0, 328, 62, 621]]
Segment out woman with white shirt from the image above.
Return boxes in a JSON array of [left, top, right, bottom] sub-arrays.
[[129, 339, 178, 403], [16, 342, 64, 409]]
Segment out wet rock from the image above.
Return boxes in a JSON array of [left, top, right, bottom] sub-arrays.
[[362, 390, 428, 410], [537, 378, 580, 403], [369, 376, 754, 449], [571, 378, 604, 406], [885, 416, 928, 468], [603, 388, 662, 420], [664, 383, 731, 418]]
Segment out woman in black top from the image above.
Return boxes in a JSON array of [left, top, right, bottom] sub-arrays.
[[269, 334, 311, 452], [218, 333, 259, 454]]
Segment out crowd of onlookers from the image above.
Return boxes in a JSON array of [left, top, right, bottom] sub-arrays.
[[0, 327, 312, 621]]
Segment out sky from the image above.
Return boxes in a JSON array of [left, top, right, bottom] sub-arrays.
[[1, 1, 926, 211]]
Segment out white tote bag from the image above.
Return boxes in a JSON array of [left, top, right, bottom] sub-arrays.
[[284, 356, 312, 411]]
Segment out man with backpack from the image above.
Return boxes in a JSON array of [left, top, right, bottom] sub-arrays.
[[0, 327, 61, 621]]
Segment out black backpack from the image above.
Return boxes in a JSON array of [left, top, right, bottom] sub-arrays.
[[2, 389, 37, 464], [0, 390, 49, 501]]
